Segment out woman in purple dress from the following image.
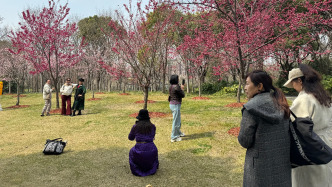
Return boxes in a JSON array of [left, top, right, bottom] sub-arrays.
[[128, 109, 159, 177]]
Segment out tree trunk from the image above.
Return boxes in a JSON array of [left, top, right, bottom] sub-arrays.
[[27, 76, 30, 93], [21, 79, 25, 94], [16, 81, 20, 106], [40, 74, 44, 93], [162, 68, 166, 93], [108, 79, 111, 92], [186, 71, 190, 93], [92, 83, 95, 99], [198, 76, 202, 97], [123, 82, 126, 93], [191, 77, 194, 93], [143, 86, 149, 110], [55, 83, 60, 109], [236, 77, 242, 103], [98, 78, 101, 92], [9, 81, 11, 94]]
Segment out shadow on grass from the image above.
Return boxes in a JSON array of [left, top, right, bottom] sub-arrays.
[[182, 131, 216, 141], [0, 147, 242, 187], [49, 112, 101, 116]]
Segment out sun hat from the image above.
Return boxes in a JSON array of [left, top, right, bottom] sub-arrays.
[[136, 109, 150, 120], [283, 68, 304, 88]]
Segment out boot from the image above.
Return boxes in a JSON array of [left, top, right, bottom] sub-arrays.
[[77, 110, 82, 115], [71, 110, 76, 117]]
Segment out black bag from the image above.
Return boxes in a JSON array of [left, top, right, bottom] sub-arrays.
[[290, 111, 332, 168], [43, 138, 67, 155]]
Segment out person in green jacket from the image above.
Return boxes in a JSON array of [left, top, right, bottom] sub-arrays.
[[71, 78, 86, 116]]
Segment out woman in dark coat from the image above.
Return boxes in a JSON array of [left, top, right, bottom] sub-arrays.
[[71, 78, 86, 116], [238, 70, 291, 187], [128, 109, 159, 177]]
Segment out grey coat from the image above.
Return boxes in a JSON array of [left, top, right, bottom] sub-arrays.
[[238, 92, 291, 187]]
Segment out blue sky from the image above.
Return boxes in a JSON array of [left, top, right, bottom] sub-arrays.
[[0, 0, 148, 28]]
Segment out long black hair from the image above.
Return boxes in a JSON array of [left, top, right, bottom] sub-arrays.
[[298, 64, 331, 107], [247, 70, 290, 118], [134, 119, 154, 134], [169, 74, 179, 85]]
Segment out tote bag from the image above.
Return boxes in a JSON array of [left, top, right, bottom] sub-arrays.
[[290, 111, 332, 168]]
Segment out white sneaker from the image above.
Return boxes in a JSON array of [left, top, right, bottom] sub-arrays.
[[171, 137, 182, 142], [180, 133, 185, 137]]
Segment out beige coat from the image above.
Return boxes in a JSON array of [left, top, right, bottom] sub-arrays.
[[291, 91, 332, 187], [42, 83, 52, 100]]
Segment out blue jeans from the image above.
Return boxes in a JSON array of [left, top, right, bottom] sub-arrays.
[[170, 104, 182, 139]]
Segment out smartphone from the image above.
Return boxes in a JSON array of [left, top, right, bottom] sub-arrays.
[[182, 79, 185, 85]]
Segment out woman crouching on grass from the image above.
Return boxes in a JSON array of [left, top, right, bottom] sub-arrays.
[[128, 109, 159, 177], [238, 70, 291, 187]]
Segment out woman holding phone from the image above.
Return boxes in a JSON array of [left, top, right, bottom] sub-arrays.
[[169, 75, 185, 142]]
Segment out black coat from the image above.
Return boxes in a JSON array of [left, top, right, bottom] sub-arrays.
[[72, 85, 86, 110]]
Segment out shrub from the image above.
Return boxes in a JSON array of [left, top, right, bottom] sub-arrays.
[[322, 75, 332, 95], [202, 80, 228, 94], [2, 81, 17, 93], [222, 84, 238, 94], [213, 84, 239, 96]]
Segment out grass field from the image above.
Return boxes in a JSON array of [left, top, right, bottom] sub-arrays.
[[0, 91, 246, 187]]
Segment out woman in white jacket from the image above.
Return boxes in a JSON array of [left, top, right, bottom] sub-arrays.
[[284, 64, 332, 187], [60, 78, 77, 115]]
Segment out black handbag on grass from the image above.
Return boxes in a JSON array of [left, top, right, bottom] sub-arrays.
[[43, 138, 67, 155], [290, 111, 332, 168]]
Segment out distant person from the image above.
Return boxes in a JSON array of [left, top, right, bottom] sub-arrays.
[[60, 78, 77, 116], [41, 80, 54, 117], [238, 70, 291, 187], [284, 64, 332, 187], [169, 74, 185, 142], [71, 78, 86, 116], [128, 109, 159, 177]]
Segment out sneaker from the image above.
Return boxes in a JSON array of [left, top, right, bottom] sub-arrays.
[[180, 133, 185, 137], [41, 114, 44, 117], [171, 137, 182, 142]]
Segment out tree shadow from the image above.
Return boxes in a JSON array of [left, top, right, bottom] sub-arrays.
[[0, 147, 242, 187], [182, 131, 216, 141]]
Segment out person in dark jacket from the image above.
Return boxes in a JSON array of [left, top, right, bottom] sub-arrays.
[[169, 74, 185, 142], [71, 78, 86, 116], [128, 109, 159, 177], [238, 70, 291, 187]]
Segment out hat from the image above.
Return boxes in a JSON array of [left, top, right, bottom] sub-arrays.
[[136, 109, 150, 120], [283, 68, 304, 88], [79, 78, 84, 82]]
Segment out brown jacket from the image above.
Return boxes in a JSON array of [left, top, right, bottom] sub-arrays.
[[169, 84, 185, 103]]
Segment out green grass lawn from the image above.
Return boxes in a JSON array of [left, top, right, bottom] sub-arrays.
[[0, 92, 246, 187]]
